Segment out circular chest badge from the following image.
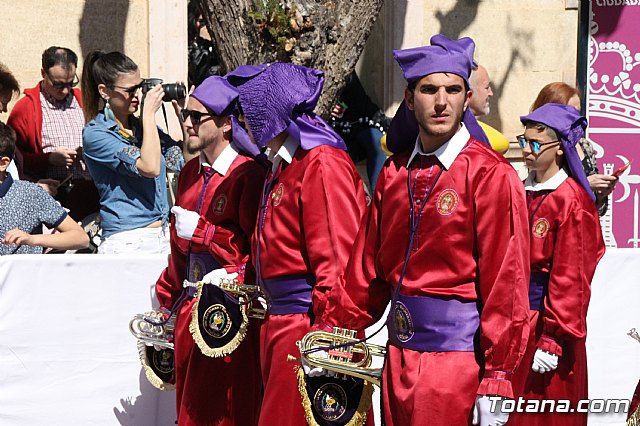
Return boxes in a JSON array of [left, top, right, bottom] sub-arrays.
[[532, 218, 550, 239], [202, 304, 232, 338], [271, 183, 284, 206], [394, 302, 414, 342], [313, 383, 348, 421], [436, 189, 459, 216]]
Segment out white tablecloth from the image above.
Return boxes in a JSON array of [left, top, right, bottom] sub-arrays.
[[0, 249, 638, 425]]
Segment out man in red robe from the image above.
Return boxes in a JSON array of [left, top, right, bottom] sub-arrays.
[[154, 76, 266, 425], [509, 103, 605, 426], [227, 63, 368, 426], [316, 35, 531, 426]]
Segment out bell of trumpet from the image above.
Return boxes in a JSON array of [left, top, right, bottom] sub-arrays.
[[290, 327, 386, 387], [129, 309, 175, 350]]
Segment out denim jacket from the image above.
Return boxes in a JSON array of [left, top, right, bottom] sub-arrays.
[[83, 111, 184, 237]]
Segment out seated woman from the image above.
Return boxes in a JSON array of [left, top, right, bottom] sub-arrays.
[[81, 51, 184, 254]]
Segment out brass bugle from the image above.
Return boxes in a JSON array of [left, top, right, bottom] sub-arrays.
[[294, 328, 386, 387], [209, 278, 266, 320], [129, 311, 175, 350]]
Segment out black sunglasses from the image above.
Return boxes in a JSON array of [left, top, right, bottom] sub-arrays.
[[180, 109, 214, 125], [49, 73, 80, 90], [113, 82, 143, 97]]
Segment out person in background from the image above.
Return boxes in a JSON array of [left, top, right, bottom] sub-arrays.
[[0, 62, 22, 179], [7, 46, 99, 220], [0, 122, 88, 255], [329, 71, 390, 191], [81, 50, 184, 254], [187, 0, 222, 88], [469, 63, 510, 155], [510, 103, 605, 425], [530, 82, 615, 215]]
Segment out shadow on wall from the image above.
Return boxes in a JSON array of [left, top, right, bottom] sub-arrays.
[[79, 0, 130, 60], [436, 3, 531, 132], [484, 16, 532, 131]]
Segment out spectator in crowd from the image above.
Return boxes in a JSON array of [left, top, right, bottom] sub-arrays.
[[155, 76, 264, 425], [0, 62, 22, 179], [510, 103, 605, 425], [187, 0, 222, 87], [0, 121, 89, 255], [7, 46, 100, 220], [531, 82, 615, 215], [329, 71, 390, 191], [81, 50, 184, 254], [469, 64, 510, 154]]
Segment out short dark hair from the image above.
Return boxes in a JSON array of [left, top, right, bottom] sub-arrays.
[[42, 46, 78, 72], [0, 62, 20, 97], [0, 122, 16, 160]]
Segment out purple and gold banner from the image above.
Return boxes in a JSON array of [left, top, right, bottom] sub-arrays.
[[588, 1, 640, 248]]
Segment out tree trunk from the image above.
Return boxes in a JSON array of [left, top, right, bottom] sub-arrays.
[[198, 0, 384, 118]]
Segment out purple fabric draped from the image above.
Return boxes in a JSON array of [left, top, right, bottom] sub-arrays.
[[386, 100, 490, 154], [230, 114, 261, 157], [191, 76, 238, 117], [226, 62, 346, 151], [520, 103, 595, 201]]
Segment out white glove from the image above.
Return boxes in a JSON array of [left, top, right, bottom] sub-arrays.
[[531, 348, 559, 373], [171, 206, 200, 240], [301, 349, 330, 377], [472, 395, 509, 426], [201, 268, 238, 286]]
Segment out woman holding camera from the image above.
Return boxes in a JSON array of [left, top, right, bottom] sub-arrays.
[[82, 50, 185, 254]]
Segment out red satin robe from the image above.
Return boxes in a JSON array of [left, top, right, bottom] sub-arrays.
[[155, 151, 266, 426], [254, 144, 367, 426], [509, 176, 605, 426], [321, 136, 531, 426]]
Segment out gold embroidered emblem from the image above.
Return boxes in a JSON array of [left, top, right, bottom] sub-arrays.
[[213, 195, 227, 215], [532, 218, 550, 239], [271, 183, 284, 206], [436, 189, 459, 216]]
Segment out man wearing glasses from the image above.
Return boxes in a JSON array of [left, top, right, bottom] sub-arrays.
[[8, 46, 99, 221]]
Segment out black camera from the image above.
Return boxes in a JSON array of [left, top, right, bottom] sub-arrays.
[[141, 78, 187, 102]]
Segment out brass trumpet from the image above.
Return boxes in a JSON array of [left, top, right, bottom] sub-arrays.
[[218, 278, 266, 319], [289, 327, 386, 387], [129, 310, 175, 350]]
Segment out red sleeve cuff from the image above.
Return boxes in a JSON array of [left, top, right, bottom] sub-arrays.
[[537, 335, 563, 356], [477, 374, 514, 399], [191, 216, 216, 246]]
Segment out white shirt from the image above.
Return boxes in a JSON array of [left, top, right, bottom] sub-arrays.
[[524, 169, 569, 192], [198, 143, 239, 177], [265, 135, 299, 173], [407, 124, 471, 170]]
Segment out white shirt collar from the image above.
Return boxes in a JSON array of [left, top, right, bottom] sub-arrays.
[[524, 168, 568, 191], [198, 143, 239, 176], [407, 124, 470, 169], [265, 135, 299, 172]]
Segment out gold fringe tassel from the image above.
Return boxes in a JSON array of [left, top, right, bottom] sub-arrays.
[[189, 282, 249, 358], [295, 365, 374, 426], [628, 405, 640, 426], [136, 341, 175, 391]]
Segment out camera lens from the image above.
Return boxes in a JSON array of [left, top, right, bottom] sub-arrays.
[[162, 83, 187, 102]]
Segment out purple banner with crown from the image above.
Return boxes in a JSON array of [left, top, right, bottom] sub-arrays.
[[588, 2, 640, 248]]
